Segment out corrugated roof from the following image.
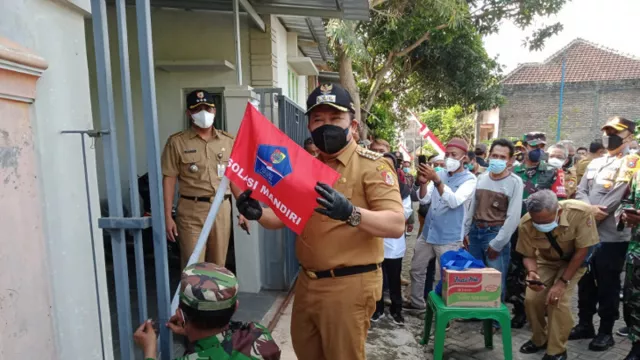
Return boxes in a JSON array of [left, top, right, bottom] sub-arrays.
[[503, 38, 640, 85], [278, 16, 334, 65]]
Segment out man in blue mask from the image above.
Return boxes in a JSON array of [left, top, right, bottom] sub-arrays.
[[516, 190, 599, 360], [508, 132, 567, 329]]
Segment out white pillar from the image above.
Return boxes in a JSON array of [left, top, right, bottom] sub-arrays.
[[224, 85, 262, 293]]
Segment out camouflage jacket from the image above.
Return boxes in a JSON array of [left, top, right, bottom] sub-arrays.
[[623, 170, 640, 253], [154, 322, 280, 360], [514, 161, 566, 215]]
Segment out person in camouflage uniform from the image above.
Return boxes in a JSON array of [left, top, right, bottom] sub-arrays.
[[508, 132, 568, 329], [133, 262, 281, 360], [618, 150, 640, 360]]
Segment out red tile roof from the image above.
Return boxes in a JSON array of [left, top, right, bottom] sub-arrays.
[[502, 38, 640, 85]]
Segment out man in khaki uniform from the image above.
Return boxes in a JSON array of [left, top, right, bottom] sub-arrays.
[[517, 190, 599, 360], [234, 83, 405, 360], [161, 90, 234, 268]]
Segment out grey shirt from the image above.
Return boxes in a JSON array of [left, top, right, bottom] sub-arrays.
[[575, 154, 633, 243], [465, 172, 524, 251]]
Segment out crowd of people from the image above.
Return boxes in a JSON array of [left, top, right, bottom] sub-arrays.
[[132, 83, 640, 360], [357, 116, 640, 360]]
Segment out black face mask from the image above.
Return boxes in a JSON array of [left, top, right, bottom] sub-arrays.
[[603, 134, 624, 150], [311, 124, 350, 154]]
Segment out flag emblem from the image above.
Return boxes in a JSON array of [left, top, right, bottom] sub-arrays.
[[255, 145, 292, 187], [270, 149, 286, 164]]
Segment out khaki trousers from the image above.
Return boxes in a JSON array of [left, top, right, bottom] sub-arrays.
[[291, 268, 382, 360], [175, 197, 231, 268], [409, 239, 461, 308], [525, 261, 586, 355]]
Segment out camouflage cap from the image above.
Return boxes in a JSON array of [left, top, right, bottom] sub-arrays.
[[179, 262, 238, 311]]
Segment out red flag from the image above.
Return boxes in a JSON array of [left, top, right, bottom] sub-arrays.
[[225, 103, 341, 234]]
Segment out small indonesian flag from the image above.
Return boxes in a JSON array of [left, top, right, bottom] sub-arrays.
[[410, 112, 445, 155]]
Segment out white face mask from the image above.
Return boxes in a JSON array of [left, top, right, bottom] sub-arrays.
[[445, 157, 461, 172], [191, 110, 215, 129], [630, 149, 639, 155], [547, 157, 565, 169]]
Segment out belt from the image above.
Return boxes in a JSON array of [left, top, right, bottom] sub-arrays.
[[475, 220, 505, 228], [181, 194, 231, 202], [304, 263, 380, 280]]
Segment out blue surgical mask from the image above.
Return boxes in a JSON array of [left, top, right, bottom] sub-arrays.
[[403, 167, 411, 173], [464, 164, 474, 171], [434, 166, 444, 172], [528, 148, 543, 163], [533, 209, 559, 233], [488, 159, 507, 174]]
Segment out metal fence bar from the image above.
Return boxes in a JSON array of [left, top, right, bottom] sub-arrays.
[[89, 0, 134, 358], [60, 130, 109, 360], [277, 95, 306, 287], [135, 0, 173, 358], [115, 0, 148, 325]]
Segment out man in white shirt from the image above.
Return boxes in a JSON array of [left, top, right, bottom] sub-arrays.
[[404, 138, 477, 310]]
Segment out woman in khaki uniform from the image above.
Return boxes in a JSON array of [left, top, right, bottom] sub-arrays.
[[235, 83, 405, 360]]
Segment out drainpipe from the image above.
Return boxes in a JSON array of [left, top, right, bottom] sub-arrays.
[[233, 0, 243, 85]]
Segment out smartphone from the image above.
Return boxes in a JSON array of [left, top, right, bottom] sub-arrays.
[[525, 279, 545, 287], [418, 155, 427, 165], [623, 208, 638, 214]]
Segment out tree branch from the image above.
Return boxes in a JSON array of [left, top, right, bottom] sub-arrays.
[[396, 23, 448, 57]]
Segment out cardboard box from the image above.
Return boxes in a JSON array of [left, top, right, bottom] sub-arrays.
[[442, 268, 502, 308]]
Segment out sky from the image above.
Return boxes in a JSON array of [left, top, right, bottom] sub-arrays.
[[483, 0, 640, 74]]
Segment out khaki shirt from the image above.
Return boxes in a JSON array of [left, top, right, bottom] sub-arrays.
[[564, 166, 578, 198], [161, 127, 234, 197], [297, 141, 404, 271], [517, 200, 599, 263], [575, 158, 591, 185]]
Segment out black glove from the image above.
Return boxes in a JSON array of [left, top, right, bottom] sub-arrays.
[[237, 190, 262, 221], [314, 182, 353, 221]]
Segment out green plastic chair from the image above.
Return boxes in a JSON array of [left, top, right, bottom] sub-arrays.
[[421, 291, 513, 360]]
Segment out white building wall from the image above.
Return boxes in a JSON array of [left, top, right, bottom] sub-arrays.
[[86, 7, 251, 200], [272, 17, 289, 98], [0, 0, 113, 359]]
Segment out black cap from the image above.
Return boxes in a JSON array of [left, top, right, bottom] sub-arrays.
[[601, 116, 636, 134], [305, 83, 356, 115], [186, 90, 216, 110]]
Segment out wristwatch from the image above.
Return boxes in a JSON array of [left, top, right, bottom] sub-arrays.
[[559, 277, 570, 286], [346, 207, 362, 227], [433, 179, 442, 187]]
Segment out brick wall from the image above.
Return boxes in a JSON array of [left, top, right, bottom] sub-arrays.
[[499, 79, 640, 146]]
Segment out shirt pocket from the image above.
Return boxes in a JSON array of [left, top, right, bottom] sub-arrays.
[[179, 152, 206, 182]]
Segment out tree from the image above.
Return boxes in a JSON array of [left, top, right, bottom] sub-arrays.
[[327, 0, 569, 131], [420, 105, 476, 145]]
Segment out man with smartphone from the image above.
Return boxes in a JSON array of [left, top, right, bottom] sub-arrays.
[[517, 190, 599, 360]]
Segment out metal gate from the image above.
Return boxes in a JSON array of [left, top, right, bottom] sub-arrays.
[[277, 94, 308, 287], [86, 0, 172, 359]]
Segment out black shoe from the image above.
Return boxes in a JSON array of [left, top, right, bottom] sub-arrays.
[[617, 327, 630, 337], [391, 313, 405, 326], [569, 323, 596, 340], [511, 313, 527, 329], [589, 333, 615, 351], [542, 351, 567, 360], [519, 340, 547, 354], [623, 343, 640, 360], [371, 312, 385, 323], [402, 301, 426, 312]]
